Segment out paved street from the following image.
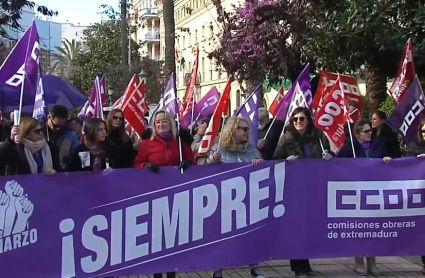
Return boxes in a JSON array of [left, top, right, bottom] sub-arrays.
[[119, 257, 423, 278]]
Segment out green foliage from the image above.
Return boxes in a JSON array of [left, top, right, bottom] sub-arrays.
[[69, 19, 141, 95]]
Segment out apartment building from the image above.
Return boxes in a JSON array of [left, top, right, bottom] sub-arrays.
[[159, 0, 256, 112], [133, 0, 161, 61]]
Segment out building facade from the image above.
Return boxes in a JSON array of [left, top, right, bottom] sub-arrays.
[[2, 6, 62, 71], [157, 0, 249, 113], [132, 0, 161, 61], [61, 22, 89, 51]]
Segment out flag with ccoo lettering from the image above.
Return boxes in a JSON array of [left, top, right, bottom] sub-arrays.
[[387, 75, 425, 145], [32, 70, 48, 122]]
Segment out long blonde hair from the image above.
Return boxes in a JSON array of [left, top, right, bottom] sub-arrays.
[[151, 110, 177, 139], [220, 116, 250, 152]]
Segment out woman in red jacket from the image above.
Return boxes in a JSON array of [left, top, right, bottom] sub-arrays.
[[134, 110, 194, 173]]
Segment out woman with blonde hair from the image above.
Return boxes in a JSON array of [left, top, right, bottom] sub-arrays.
[[207, 116, 262, 165], [206, 116, 264, 278], [134, 110, 194, 173], [0, 117, 59, 175], [105, 108, 138, 168]]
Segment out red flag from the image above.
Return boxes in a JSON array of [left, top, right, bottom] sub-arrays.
[[183, 48, 199, 103], [389, 39, 415, 103], [315, 76, 350, 149], [121, 81, 149, 136], [197, 77, 233, 156], [178, 99, 184, 118], [313, 71, 365, 118], [268, 87, 285, 118]]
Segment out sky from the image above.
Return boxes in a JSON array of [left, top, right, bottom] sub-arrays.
[[34, 0, 118, 25]]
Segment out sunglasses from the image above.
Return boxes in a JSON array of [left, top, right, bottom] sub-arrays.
[[361, 129, 372, 134], [238, 126, 250, 132], [421, 130, 425, 134], [32, 128, 42, 134], [113, 116, 123, 121], [292, 116, 306, 123]]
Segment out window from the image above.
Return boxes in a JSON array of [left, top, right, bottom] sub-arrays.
[[209, 60, 213, 81], [236, 90, 241, 107], [201, 26, 205, 39], [183, 36, 185, 48], [201, 57, 205, 81], [188, 33, 191, 47], [194, 29, 198, 43]]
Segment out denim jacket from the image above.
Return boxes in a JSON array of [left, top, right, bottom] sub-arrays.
[[206, 142, 262, 164]]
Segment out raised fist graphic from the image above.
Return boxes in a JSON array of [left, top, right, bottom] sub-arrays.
[[0, 190, 9, 238], [3, 180, 24, 237], [12, 196, 34, 234]]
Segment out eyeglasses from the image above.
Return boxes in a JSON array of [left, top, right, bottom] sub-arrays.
[[238, 126, 250, 132], [360, 129, 372, 134], [113, 116, 123, 121], [32, 128, 42, 135], [292, 116, 305, 123]]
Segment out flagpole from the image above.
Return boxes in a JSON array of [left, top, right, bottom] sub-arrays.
[[346, 119, 356, 158], [217, 113, 227, 147], [18, 22, 36, 124], [189, 92, 196, 134], [96, 76, 104, 120], [263, 116, 277, 139], [171, 73, 184, 174]]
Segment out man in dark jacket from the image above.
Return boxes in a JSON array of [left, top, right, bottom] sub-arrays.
[[46, 105, 79, 170], [257, 107, 284, 160]]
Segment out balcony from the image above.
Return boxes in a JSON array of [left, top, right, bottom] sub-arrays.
[[139, 7, 159, 19], [142, 30, 160, 42]]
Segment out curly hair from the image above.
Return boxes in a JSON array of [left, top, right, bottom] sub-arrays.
[[219, 116, 250, 152]]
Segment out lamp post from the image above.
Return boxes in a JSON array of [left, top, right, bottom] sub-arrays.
[[107, 85, 114, 107], [138, 69, 148, 84]]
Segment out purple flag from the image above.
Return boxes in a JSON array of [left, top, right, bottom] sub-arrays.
[[236, 83, 261, 143], [149, 74, 179, 125], [180, 86, 220, 130], [0, 158, 425, 278], [78, 75, 106, 119], [386, 75, 425, 144], [32, 73, 48, 121], [272, 64, 312, 120], [0, 21, 40, 93], [83, 76, 103, 119], [282, 81, 310, 130]]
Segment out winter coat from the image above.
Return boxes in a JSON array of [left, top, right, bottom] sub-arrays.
[[206, 142, 262, 164], [337, 136, 388, 158], [133, 135, 195, 168], [0, 137, 61, 176], [273, 128, 331, 159]]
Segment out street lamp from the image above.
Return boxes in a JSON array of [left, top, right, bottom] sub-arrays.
[[139, 69, 148, 83]]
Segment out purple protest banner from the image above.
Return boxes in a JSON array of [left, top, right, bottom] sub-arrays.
[[180, 86, 219, 130], [149, 74, 179, 126], [386, 75, 425, 144], [0, 21, 40, 107], [236, 84, 261, 143], [78, 75, 106, 118], [32, 73, 48, 121], [272, 64, 312, 120], [0, 158, 425, 278]]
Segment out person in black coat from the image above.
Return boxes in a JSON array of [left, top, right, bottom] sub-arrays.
[[0, 118, 60, 176], [105, 109, 138, 168], [338, 119, 392, 160], [371, 111, 401, 158], [69, 118, 109, 172], [257, 107, 284, 160]]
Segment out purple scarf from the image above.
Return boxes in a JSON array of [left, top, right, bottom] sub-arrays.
[[361, 142, 371, 158], [157, 132, 174, 141]]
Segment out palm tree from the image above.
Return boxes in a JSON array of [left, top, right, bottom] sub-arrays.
[[163, 0, 176, 86], [51, 39, 81, 73], [121, 0, 128, 72]]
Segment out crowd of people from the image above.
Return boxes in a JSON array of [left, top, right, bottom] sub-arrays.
[[0, 103, 423, 278]]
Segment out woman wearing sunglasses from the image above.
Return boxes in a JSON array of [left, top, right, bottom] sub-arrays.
[[0, 117, 60, 176], [337, 119, 391, 275], [273, 107, 333, 278], [206, 116, 265, 278], [105, 109, 138, 168]]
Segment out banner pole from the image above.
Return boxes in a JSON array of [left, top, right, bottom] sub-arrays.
[[217, 113, 227, 147], [346, 119, 356, 158], [263, 116, 277, 139]]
